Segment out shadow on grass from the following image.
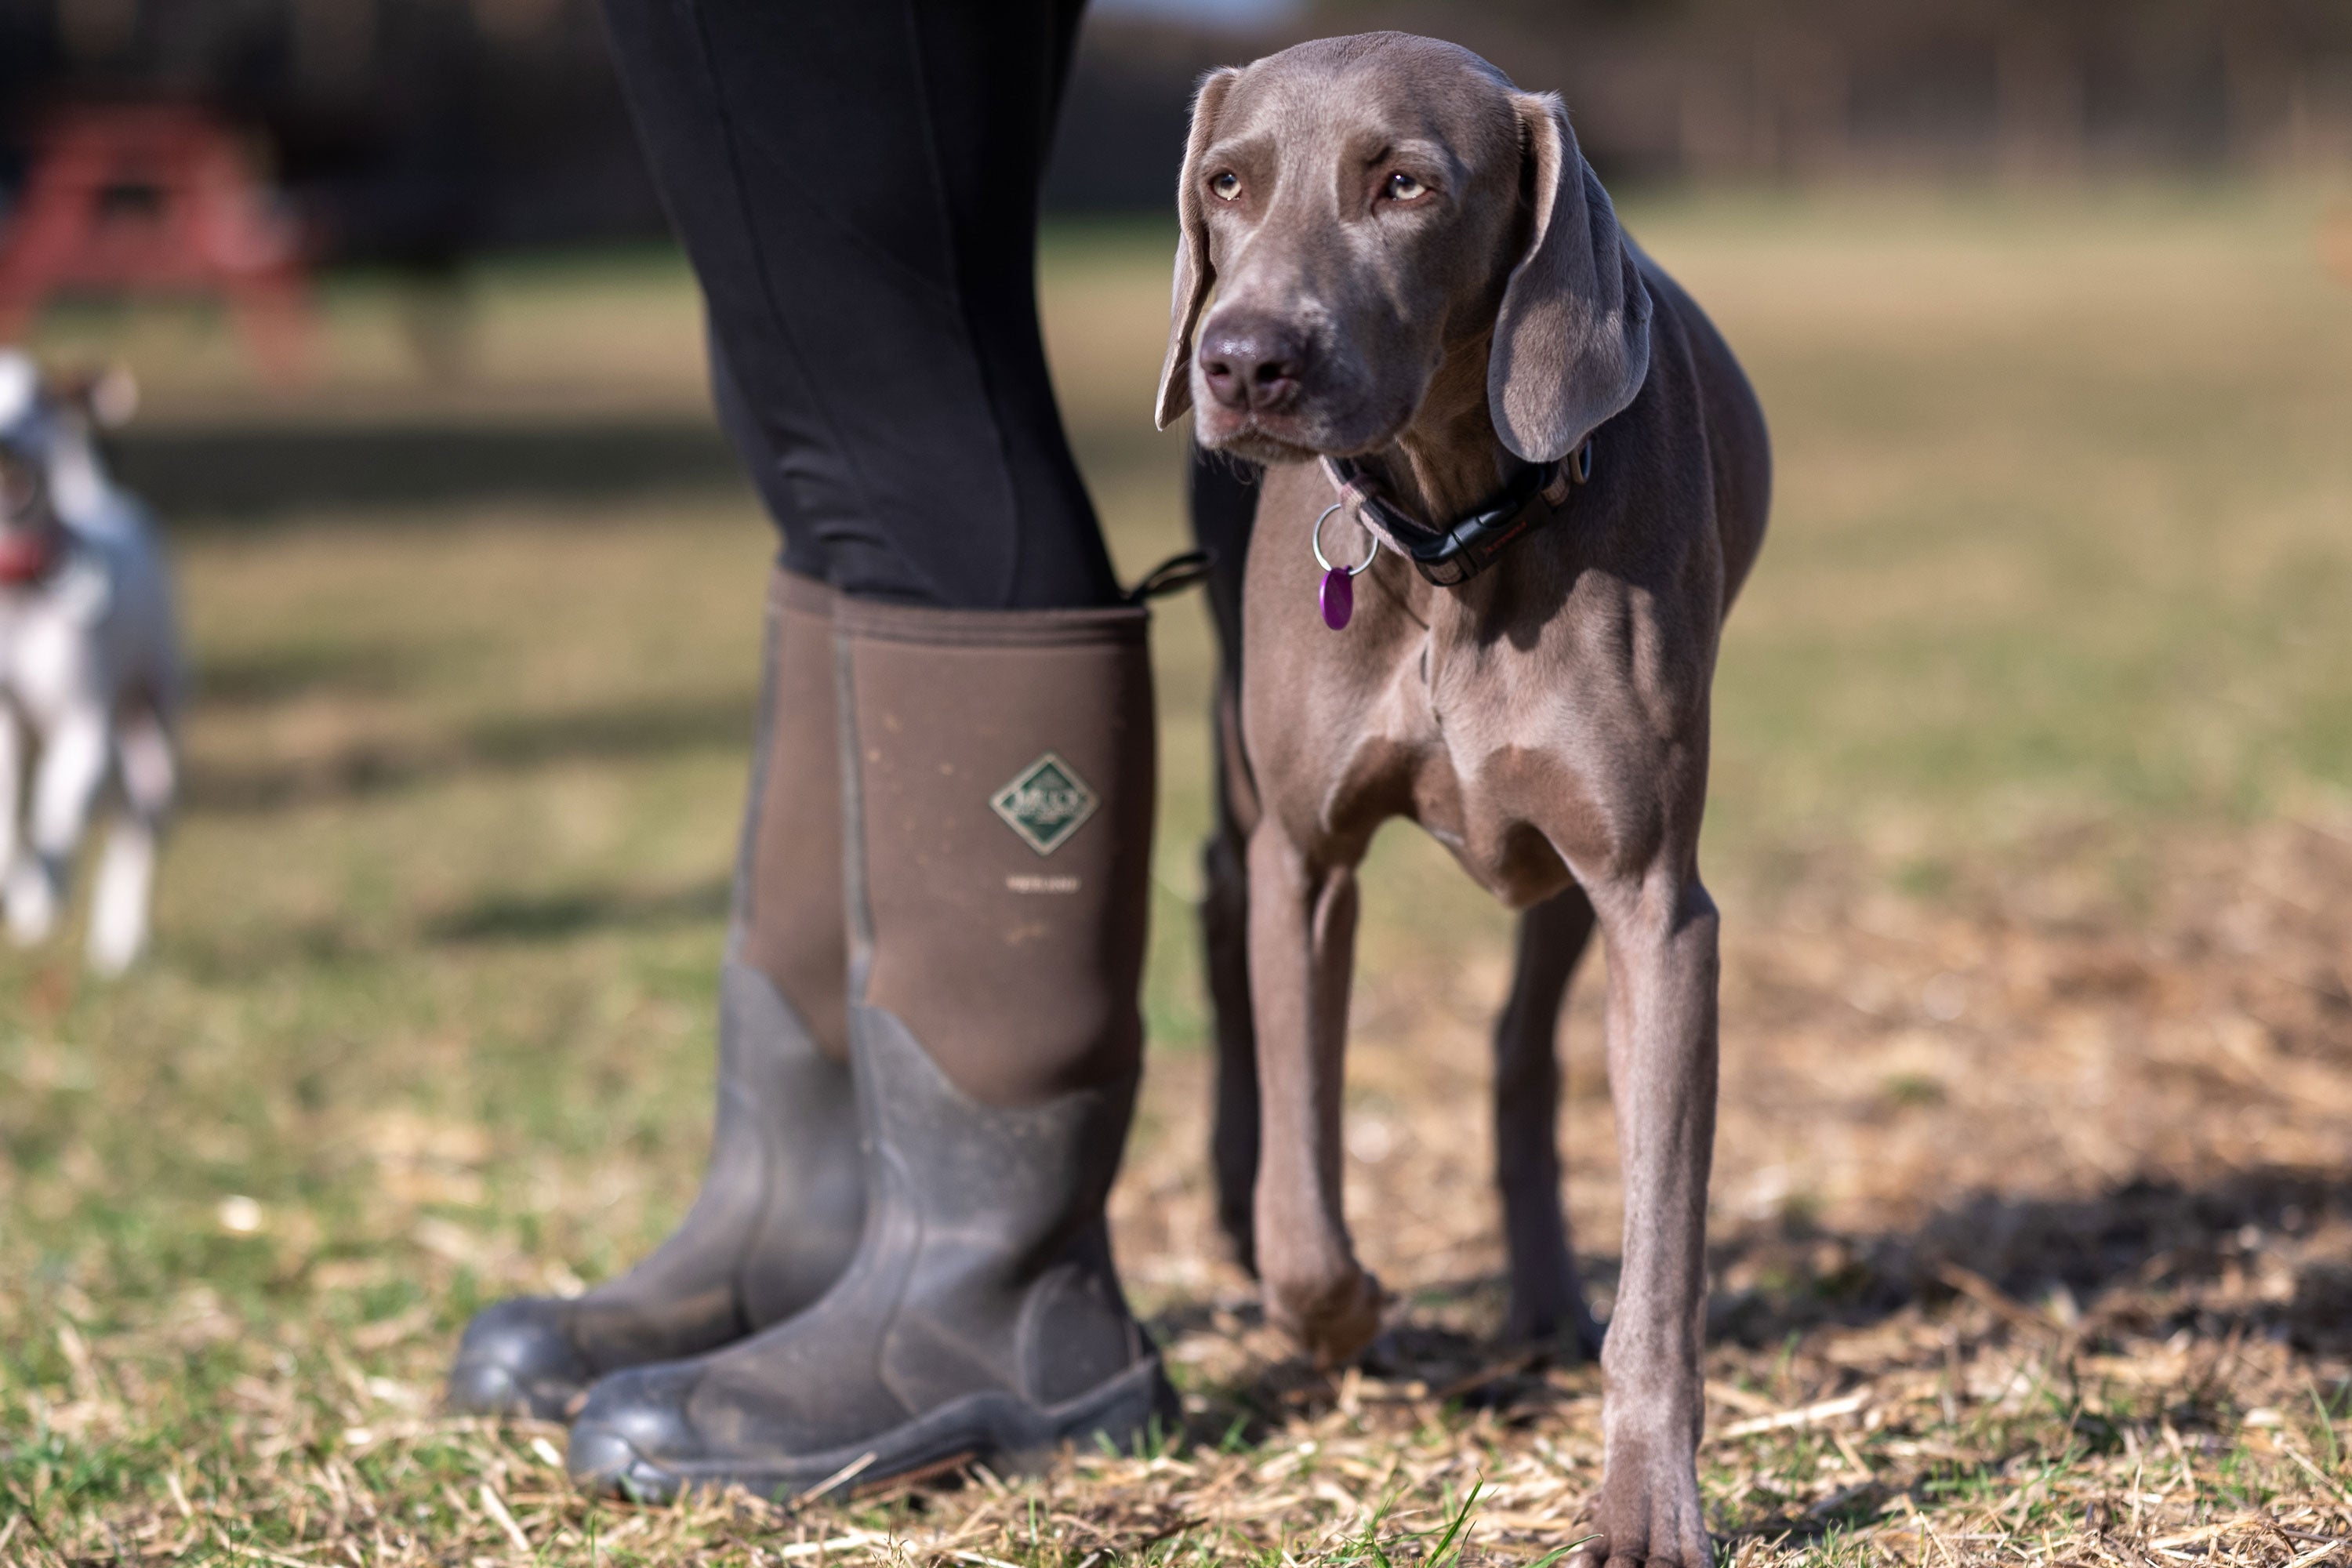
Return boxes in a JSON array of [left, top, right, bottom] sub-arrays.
[[1151, 1163, 2352, 1489], [195, 641, 423, 708], [1148, 1291, 1604, 1456], [1706, 1163, 2352, 1355], [158, 877, 729, 982], [181, 691, 756, 813], [116, 419, 745, 521], [427, 879, 729, 946], [463, 701, 755, 771]]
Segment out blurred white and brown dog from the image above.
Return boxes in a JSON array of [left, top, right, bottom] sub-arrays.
[[0, 350, 183, 973]]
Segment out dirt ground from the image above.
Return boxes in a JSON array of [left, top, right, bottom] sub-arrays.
[[4, 188, 2352, 1564]]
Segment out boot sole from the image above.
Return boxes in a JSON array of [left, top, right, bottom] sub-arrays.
[[568, 1357, 1177, 1504]]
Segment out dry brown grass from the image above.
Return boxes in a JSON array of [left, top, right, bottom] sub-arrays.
[[13, 814, 2352, 1565]]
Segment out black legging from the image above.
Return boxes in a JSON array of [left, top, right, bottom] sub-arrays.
[[598, 0, 1122, 610]]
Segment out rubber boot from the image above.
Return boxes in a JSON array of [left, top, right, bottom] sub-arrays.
[[567, 598, 1174, 1501], [447, 571, 864, 1420]]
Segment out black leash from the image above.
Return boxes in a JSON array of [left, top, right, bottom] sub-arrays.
[[1125, 547, 1214, 604]]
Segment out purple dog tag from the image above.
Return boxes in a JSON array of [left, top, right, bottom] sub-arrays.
[[1319, 566, 1354, 630]]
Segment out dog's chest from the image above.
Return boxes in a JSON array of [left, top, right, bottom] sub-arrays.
[[1248, 466, 1634, 908], [0, 574, 107, 714], [1338, 622, 1595, 906]]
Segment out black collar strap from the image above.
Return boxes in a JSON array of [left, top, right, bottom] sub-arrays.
[[1321, 439, 1592, 588]]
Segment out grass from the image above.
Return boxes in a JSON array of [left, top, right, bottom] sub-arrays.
[[5, 183, 2352, 1564]]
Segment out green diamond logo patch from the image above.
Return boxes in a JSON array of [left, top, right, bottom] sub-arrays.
[[991, 752, 1098, 856]]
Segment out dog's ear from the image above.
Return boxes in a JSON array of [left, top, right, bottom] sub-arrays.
[[1487, 93, 1652, 463], [1156, 67, 1240, 430], [46, 365, 139, 430]]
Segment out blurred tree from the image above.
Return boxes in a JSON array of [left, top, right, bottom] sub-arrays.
[[2, 0, 2346, 253], [1297, 0, 2352, 180]]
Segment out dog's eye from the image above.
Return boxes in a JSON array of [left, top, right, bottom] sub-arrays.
[[1384, 172, 1428, 202], [1209, 172, 1242, 202]]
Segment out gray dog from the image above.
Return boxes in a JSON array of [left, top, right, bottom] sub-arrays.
[[1159, 34, 1770, 1565]]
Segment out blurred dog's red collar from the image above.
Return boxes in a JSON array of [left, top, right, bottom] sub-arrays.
[[0, 523, 65, 586]]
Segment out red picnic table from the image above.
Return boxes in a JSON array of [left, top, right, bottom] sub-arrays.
[[0, 101, 314, 381]]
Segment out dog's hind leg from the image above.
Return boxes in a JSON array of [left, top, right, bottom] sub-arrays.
[[1203, 737, 1261, 1274], [0, 703, 23, 913], [1192, 445, 1265, 1275], [1494, 884, 1603, 1355], [88, 704, 172, 975]]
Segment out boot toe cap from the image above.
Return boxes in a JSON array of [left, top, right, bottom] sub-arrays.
[[567, 1363, 705, 1501], [445, 1298, 592, 1420]]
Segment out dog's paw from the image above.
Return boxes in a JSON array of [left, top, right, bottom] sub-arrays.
[[1569, 1421, 1710, 1567], [1265, 1264, 1384, 1369]]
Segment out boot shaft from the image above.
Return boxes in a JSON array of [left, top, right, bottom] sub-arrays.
[[835, 597, 1155, 1108], [737, 569, 850, 1064]]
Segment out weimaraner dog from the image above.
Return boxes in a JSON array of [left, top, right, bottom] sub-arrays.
[[1160, 34, 1769, 1565]]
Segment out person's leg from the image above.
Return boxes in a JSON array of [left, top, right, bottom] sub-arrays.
[[599, 0, 1114, 610], [537, 0, 1169, 1495], [708, 332, 829, 584]]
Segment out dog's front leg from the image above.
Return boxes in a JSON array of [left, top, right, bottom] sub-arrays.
[[1577, 869, 1720, 1568], [7, 708, 108, 946], [1246, 818, 1381, 1367], [1494, 885, 1603, 1353]]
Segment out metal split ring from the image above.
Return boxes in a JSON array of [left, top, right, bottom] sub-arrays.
[[1312, 503, 1381, 576]]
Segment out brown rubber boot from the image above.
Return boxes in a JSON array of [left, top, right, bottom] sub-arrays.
[[567, 598, 1174, 1501], [447, 570, 864, 1420]]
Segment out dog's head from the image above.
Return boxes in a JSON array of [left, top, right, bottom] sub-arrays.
[[0, 354, 52, 536], [0, 350, 136, 540], [1156, 32, 1650, 468], [0, 431, 59, 585]]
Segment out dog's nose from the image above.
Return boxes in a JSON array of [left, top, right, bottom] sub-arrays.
[[1197, 317, 1306, 412]]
